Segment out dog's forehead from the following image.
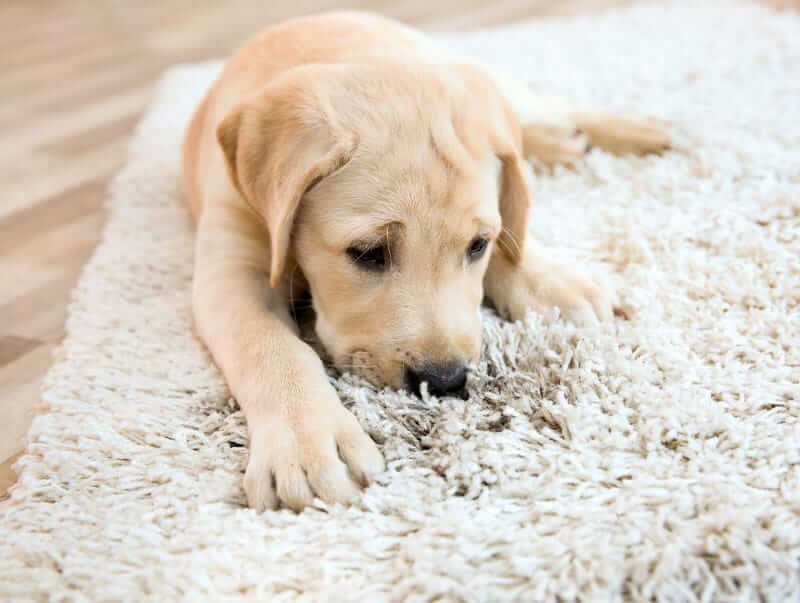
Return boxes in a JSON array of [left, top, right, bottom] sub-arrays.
[[311, 145, 501, 241]]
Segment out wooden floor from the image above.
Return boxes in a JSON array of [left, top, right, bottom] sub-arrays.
[[0, 0, 796, 499]]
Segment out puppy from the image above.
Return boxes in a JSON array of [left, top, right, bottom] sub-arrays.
[[181, 11, 671, 511]]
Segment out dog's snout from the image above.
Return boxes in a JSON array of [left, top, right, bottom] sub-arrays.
[[406, 361, 468, 398]]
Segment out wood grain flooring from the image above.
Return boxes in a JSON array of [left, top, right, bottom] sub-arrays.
[[1, 0, 796, 499]]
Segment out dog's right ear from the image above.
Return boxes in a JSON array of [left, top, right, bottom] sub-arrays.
[[216, 68, 357, 287]]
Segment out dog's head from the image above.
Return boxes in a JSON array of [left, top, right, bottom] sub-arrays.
[[217, 62, 530, 395]]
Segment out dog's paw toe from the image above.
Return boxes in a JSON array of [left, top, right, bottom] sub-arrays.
[[336, 418, 385, 487], [605, 115, 673, 155], [560, 274, 616, 326], [505, 262, 617, 327], [523, 123, 589, 167], [244, 409, 384, 512], [627, 116, 673, 154], [243, 457, 280, 512]]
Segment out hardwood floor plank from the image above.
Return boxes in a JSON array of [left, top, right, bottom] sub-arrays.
[[27, 63, 165, 121], [0, 256, 63, 308], [0, 335, 41, 367], [0, 85, 152, 152], [40, 112, 141, 156], [0, 213, 105, 343], [0, 180, 106, 255], [0, 43, 150, 102], [0, 344, 54, 462], [0, 60, 162, 130], [1, 27, 116, 72], [2, 139, 127, 217], [0, 453, 20, 502], [0, 276, 73, 345]]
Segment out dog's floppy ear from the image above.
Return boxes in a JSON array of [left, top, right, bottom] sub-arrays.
[[496, 151, 531, 263], [217, 69, 356, 287], [455, 62, 532, 264]]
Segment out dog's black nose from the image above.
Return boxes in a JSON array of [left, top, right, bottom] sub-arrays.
[[406, 361, 468, 398]]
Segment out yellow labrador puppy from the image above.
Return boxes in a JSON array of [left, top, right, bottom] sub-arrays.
[[182, 11, 670, 512]]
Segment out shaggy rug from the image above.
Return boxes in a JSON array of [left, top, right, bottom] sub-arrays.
[[2, 1, 799, 601]]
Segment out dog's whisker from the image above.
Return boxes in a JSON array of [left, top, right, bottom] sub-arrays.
[[385, 225, 393, 269], [499, 225, 522, 258], [287, 262, 303, 322], [337, 361, 378, 372]]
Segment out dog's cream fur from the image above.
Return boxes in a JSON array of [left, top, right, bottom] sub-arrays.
[[182, 11, 671, 512]]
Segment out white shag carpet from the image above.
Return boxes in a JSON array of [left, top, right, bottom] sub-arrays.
[[2, 2, 799, 601]]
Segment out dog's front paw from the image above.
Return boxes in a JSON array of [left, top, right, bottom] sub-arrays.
[[523, 266, 615, 327], [244, 398, 384, 512], [488, 249, 617, 327], [543, 268, 616, 326]]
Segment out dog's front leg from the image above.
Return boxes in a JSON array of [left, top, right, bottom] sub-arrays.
[[193, 204, 384, 512], [484, 240, 615, 327]]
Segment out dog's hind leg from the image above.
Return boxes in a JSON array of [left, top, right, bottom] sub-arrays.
[[570, 109, 672, 156], [487, 71, 588, 166], [486, 70, 672, 165]]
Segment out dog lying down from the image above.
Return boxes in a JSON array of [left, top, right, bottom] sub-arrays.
[[181, 11, 672, 512]]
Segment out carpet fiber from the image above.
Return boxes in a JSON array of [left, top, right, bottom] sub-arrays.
[[2, 1, 799, 601]]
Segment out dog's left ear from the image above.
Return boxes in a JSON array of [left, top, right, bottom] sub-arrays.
[[456, 63, 532, 264], [216, 67, 357, 287], [496, 151, 531, 263]]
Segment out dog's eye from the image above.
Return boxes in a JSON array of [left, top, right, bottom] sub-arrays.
[[346, 245, 388, 271], [466, 237, 489, 262]]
